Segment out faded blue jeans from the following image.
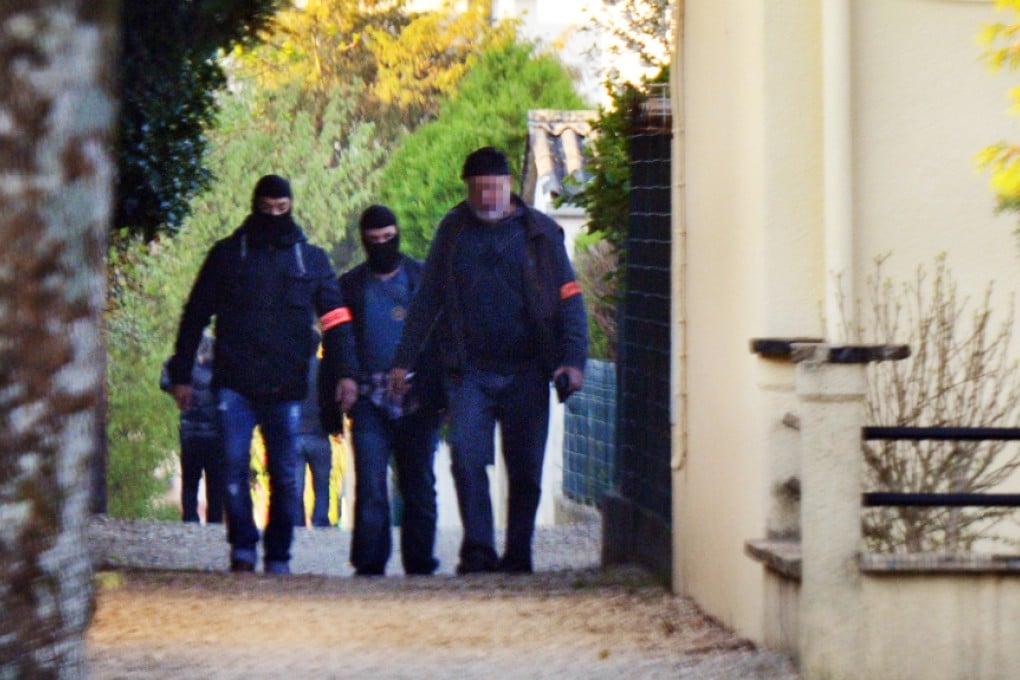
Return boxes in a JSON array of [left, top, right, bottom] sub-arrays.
[[349, 400, 441, 575], [294, 433, 333, 527], [219, 388, 301, 569], [446, 363, 550, 572]]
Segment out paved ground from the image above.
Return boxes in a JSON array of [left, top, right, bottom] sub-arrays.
[[86, 518, 801, 679]]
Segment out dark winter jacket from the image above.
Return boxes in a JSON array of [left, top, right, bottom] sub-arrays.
[[167, 216, 356, 404], [392, 196, 587, 378]]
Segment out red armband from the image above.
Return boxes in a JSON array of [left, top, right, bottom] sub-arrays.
[[559, 281, 582, 300], [320, 307, 352, 331]]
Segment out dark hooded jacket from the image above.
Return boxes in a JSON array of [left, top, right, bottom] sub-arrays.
[[167, 215, 357, 404]]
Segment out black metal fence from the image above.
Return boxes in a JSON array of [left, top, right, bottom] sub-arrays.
[[862, 427, 1020, 508], [602, 85, 673, 578]]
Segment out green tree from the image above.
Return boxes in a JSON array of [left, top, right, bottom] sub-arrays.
[[116, 0, 282, 239], [377, 38, 587, 257]]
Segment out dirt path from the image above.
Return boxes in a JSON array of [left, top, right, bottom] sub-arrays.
[[86, 568, 799, 679]]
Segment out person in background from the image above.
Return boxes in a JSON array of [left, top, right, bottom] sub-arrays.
[[331, 204, 445, 576], [294, 349, 335, 528], [161, 333, 225, 524], [166, 174, 358, 575], [387, 147, 587, 575]]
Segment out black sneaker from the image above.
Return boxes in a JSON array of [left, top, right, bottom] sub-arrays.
[[229, 559, 255, 573], [455, 560, 498, 575], [405, 558, 440, 576], [354, 568, 385, 577], [496, 557, 533, 574]]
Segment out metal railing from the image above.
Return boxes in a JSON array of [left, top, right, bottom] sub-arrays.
[[861, 426, 1020, 508]]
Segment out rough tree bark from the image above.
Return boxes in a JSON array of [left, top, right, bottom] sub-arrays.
[[0, 1, 118, 676]]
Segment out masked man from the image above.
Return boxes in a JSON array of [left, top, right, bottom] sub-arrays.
[[167, 174, 358, 575]]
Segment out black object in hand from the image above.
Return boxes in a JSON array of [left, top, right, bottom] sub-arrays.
[[554, 373, 571, 403]]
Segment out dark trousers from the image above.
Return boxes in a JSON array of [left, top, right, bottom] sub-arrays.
[[179, 430, 225, 523], [350, 401, 440, 575], [446, 364, 550, 570]]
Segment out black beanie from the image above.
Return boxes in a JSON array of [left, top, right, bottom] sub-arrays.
[[359, 204, 398, 232], [461, 146, 511, 179], [251, 174, 292, 211]]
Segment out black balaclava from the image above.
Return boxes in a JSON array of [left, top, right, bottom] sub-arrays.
[[248, 174, 295, 244], [359, 204, 401, 274]]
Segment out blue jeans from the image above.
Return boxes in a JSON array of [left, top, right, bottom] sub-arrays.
[[350, 400, 440, 575], [294, 433, 333, 527], [447, 364, 550, 571], [179, 431, 225, 523], [219, 388, 301, 567]]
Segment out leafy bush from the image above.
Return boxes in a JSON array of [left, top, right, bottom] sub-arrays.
[[574, 233, 618, 360], [105, 238, 178, 518], [561, 66, 669, 255]]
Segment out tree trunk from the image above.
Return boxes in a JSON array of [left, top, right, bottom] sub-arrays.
[[0, 1, 118, 676]]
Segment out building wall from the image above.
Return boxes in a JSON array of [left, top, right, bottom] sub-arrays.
[[676, 0, 823, 639], [852, 0, 1019, 292], [674, 0, 1020, 643]]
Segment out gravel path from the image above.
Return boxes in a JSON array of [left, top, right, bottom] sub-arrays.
[[88, 515, 603, 576], [86, 517, 801, 679]]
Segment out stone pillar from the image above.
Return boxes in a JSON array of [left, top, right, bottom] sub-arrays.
[[794, 343, 867, 680]]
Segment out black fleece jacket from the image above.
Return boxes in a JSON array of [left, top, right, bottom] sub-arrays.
[[167, 216, 356, 404]]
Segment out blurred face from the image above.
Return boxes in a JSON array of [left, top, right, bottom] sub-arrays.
[[465, 175, 512, 223], [256, 196, 292, 215]]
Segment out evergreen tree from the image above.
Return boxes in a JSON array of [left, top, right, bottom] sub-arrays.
[[116, 0, 282, 239]]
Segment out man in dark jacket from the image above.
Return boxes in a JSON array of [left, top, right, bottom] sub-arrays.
[[388, 147, 587, 574], [167, 174, 358, 575], [337, 204, 444, 576]]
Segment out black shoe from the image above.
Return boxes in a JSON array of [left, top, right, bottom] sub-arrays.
[[496, 557, 533, 574], [404, 557, 440, 576], [456, 560, 498, 575], [354, 568, 385, 577], [230, 559, 255, 573]]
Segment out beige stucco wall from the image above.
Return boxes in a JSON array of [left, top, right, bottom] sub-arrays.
[[675, 0, 1020, 643], [676, 0, 824, 639], [861, 574, 1020, 679], [764, 569, 1020, 679], [852, 0, 1020, 297]]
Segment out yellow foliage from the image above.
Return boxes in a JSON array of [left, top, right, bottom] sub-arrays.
[[232, 0, 512, 124], [368, 0, 515, 112], [977, 1, 1020, 203], [250, 427, 351, 528]]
